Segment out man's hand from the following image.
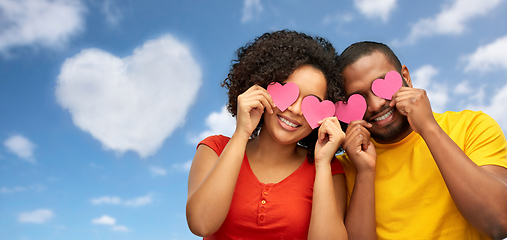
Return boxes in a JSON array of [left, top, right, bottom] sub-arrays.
[[342, 120, 376, 173], [390, 87, 437, 135]]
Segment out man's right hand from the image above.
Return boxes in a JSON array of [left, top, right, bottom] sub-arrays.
[[342, 120, 377, 173]]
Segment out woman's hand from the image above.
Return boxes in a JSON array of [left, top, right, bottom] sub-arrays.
[[314, 117, 346, 165], [235, 85, 276, 138]]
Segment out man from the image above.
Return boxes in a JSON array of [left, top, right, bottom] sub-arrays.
[[336, 41, 507, 240]]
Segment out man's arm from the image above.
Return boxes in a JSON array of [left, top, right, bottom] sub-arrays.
[[342, 120, 378, 239], [393, 87, 507, 239]]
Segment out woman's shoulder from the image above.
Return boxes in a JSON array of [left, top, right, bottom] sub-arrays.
[[197, 135, 231, 156]]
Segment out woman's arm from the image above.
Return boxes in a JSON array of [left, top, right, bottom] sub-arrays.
[[308, 166, 348, 239], [308, 117, 348, 239], [186, 134, 249, 236], [186, 85, 275, 236]]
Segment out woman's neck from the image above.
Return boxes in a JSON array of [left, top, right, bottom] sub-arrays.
[[246, 128, 307, 165]]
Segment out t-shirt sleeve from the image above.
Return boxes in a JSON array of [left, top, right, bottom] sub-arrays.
[[197, 135, 230, 157], [331, 156, 345, 175], [464, 112, 507, 168]]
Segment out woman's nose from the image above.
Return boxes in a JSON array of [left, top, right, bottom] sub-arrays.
[[287, 97, 304, 116]]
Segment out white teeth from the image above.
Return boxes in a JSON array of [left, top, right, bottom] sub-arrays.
[[279, 116, 298, 128], [374, 109, 394, 122]]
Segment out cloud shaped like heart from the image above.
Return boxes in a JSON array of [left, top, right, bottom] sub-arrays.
[[56, 35, 202, 158]]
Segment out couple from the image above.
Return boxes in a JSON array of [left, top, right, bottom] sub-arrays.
[[186, 30, 507, 240]]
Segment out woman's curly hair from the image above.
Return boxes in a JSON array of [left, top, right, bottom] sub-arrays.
[[222, 29, 344, 159]]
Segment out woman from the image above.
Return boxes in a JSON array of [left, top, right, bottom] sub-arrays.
[[186, 30, 348, 239]]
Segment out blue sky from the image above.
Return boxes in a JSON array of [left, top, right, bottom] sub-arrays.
[[1, 0, 507, 239]]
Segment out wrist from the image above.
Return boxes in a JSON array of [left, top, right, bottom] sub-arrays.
[[418, 120, 442, 139], [355, 170, 376, 183], [231, 130, 252, 141], [314, 160, 332, 174]]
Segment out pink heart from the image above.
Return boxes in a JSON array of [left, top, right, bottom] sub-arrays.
[[267, 82, 299, 112], [301, 96, 335, 129], [335, 94, 367, 124], [371, 71, 403, 100]]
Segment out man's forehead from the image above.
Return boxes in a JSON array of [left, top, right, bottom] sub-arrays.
[[342, 53, 395, 94]]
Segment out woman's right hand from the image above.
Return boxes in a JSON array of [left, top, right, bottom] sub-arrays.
[[235, 85, 276, 138]]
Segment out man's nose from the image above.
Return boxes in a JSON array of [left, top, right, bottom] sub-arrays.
[[366, 93, 387, 113]]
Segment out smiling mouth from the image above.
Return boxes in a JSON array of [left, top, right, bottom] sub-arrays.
[[278, 115, 300, 128], [373, 108, 394, 122]]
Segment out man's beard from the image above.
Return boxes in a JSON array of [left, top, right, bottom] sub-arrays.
[[370, 114, 411, 143]]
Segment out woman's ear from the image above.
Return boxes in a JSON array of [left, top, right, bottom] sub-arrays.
[[401, 65, 412, 87]]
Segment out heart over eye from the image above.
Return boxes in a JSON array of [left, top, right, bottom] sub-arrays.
[[371, 70, 403, 100], [335, 94, 367, 124]]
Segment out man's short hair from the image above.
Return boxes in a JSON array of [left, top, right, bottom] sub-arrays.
[[338, 41, 402, 74]]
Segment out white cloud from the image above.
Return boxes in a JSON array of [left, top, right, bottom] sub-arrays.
[[467, 83, 507, 132], [463, 35, 507, 72], [322, 13, 354, 25], [92, 215, 131, 232], [101, 0, 122, 26], [91, 215, 116, 225], [56, 35, 202, 158], [411, 65, 448, 113], [90, 162, 104, 169], [111, 225, 130, 232], [90, 194, 152, 207], [354, 0, 397, 22], [123, 194, 152, 207], [241, 0, 263, 23], [454, 80, 473, 95], [0, 184, 46, 194], [90, 196, 121, 205], [0, 0, 86, 53], [171, 159, 192, 173], [149, 166, 167, 176], [397, 0, 502, 45], [4, 135, 36, 163], [0, 186, 23, 194], [18, 209, 54, 223], [189, 106, 236, 144]]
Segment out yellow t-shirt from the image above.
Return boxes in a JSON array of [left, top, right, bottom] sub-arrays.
[[337, 110, 507, 240]]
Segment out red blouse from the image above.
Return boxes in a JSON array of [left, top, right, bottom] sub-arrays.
[[198, 135, 345, 240]]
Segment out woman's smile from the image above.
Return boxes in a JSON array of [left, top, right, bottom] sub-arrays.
[[277, 114, 301, 131]]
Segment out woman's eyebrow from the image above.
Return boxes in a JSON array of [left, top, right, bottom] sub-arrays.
[[307, 94, 323, 101]]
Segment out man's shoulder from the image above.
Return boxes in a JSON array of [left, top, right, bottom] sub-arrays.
[[436, 110, 504, 139], [435, 110, 493, 125], [435, 109, 484, 118]]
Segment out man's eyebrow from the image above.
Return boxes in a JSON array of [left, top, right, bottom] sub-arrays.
[[365, 73, 388, 93], [345, 73, 390, 99], [377, 73, 388, 79]]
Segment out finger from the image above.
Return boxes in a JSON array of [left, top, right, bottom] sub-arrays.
[[320, 118, 344, 137], [317, 125, 330, 144], [395, 103, 409, 116], [241, 89, 274, 114], [343, 131, 366, 153], [256, 88, 276, 114], [343, 122, 370, 151], [351, 123, 370, 150], [345, 120, 371, 135], [318, 117, 342, 132], [255, 93, 274, 114]]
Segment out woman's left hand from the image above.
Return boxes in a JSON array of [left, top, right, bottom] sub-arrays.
[[314, 117, 345, 166]]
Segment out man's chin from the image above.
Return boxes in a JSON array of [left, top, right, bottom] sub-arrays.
[[370, 118, 411, 143]]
